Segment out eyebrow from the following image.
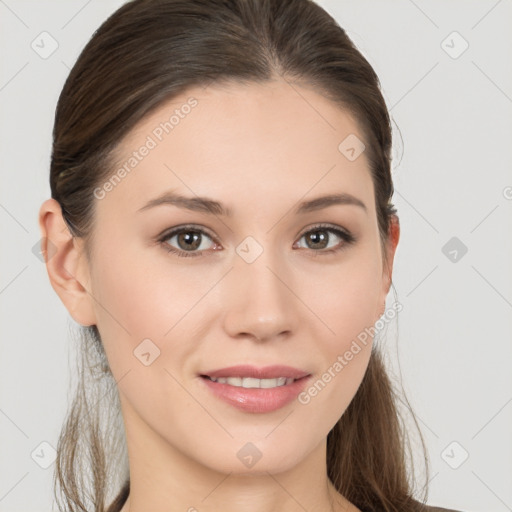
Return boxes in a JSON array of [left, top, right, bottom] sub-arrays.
[[137, 191, 367, 216]]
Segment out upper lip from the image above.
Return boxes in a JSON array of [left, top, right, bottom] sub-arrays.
[[200, 365, 311, 380]]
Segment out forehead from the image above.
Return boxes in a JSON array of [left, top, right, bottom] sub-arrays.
[[99, 78, 374, 216]]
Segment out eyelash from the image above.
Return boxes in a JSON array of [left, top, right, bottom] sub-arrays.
[[157, 223, 356, 259]]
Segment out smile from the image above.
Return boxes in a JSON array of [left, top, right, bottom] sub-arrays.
[[204, 376, 297, 388], [199, 373, 311, 413]]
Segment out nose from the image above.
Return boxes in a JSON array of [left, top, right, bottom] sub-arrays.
[[222, 246, 299, 343]]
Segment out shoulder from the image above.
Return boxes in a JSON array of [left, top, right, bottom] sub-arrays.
[[421, 505, 465, 512], [408, 499, 465, 512]]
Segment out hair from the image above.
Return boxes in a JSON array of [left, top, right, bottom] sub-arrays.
[[49, 1, 431, 511]]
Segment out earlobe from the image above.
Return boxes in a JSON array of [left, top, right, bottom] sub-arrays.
[[38, 198, 97, 326]]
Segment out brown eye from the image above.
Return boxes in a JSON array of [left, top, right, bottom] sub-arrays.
[[304, 230, 329, 249], [159, 226, 217, 258], [295, 224, 356, 254], [175, 231, 203, 251]]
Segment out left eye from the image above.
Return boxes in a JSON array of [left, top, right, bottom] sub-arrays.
[[295, 226, 352, 251]]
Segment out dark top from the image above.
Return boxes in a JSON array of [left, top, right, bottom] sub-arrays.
[[425, 508, 463, 512], [105, 480, 463, 512]]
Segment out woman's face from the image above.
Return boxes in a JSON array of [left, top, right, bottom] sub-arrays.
[[56, 78, 397, 475]]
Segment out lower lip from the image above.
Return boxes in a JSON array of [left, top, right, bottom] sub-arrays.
[[199, 375, 311, 413]]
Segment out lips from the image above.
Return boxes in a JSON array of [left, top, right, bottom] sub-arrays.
[[198, 366, 312, 413], [199, 364, 310, 380]]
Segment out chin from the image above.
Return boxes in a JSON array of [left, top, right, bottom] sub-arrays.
[[194, 443, 306, 476]]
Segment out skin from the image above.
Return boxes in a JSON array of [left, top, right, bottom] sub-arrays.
[[39, 78, 399, 512]]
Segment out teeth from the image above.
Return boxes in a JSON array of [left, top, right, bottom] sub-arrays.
[[209, 376, 295, 388]]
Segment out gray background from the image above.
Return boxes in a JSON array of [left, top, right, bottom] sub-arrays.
[[1, 0, 511, 510]]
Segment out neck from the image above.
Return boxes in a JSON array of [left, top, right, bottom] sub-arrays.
[[116, 398, 356, 512]]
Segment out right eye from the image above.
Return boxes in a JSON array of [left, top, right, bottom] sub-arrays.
[[158, 225, 220, 258]]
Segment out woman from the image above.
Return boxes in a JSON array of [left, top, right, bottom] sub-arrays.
[[38, 0, 463, 511]]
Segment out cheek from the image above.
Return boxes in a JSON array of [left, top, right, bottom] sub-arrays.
[[296, 255, 381, 410], [90, 240, 208, 337], [88, 245, 206, 418], [305, 254, 382, 347], [88, 240, 230, 405]]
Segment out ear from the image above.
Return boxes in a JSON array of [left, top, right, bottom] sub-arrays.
[[38, 198, 97, 326], [378, 214, 400, 316]]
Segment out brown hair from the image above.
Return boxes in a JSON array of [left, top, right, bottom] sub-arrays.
[[49, 1, 431, 511]]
